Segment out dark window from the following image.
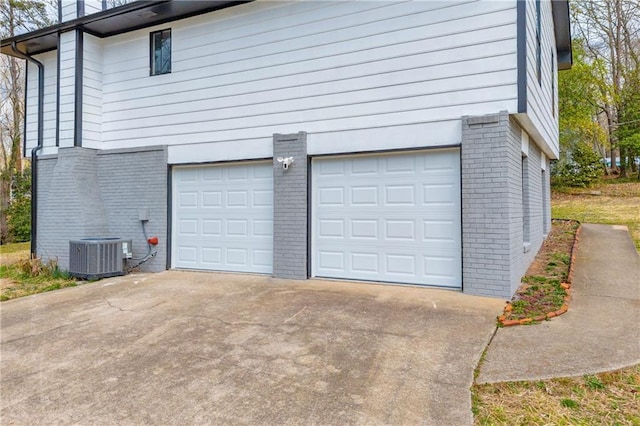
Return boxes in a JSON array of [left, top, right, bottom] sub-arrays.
[[536, 0, 542, 85], [522, 155, 530, 244], [551, 49, 556, 117], [150, 29, 171, 76]]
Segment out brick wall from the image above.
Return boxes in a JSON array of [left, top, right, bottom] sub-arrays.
[[461, 112, 549, 298], [96, 146, 168, 272], [35, 146, 167, 272], [272, 132, 308, 279]]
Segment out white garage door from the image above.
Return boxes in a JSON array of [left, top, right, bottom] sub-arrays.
[[172, 162, 273, 273], [312, 149, 461, 288]]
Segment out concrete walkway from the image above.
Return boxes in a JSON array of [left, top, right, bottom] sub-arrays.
[[477, 223, 640, 383], [1, 271, 503, 425]]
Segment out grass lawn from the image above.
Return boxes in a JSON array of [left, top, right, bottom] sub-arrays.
[[0, 242, 78, 301], [473, 365, 640, 425], [552, 180, 640, 251], [474, 179, 640, 424]]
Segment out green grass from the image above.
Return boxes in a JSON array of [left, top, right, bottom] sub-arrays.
[[552, 181, 640, 251], [0, 241, 30, 254], [0, 250, 79, 301]]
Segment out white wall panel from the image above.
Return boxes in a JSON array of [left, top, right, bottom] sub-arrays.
[[58, 31, 76, 148], [525, 0, 559, 157], [82, 33, 103, 148], [25, 50, 57, 152], [97, 0, 518, 153]]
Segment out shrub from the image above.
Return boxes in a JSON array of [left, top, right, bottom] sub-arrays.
[[6, 168, 31, 243], [551, 143, 602, 187]]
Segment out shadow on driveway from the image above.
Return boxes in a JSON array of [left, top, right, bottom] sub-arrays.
[[1, 272, 503, 424]]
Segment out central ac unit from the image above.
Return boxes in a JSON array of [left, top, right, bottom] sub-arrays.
[[69, 238, 132, 279]]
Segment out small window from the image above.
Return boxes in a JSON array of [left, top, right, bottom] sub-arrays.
[[150, 29, 171, 76]]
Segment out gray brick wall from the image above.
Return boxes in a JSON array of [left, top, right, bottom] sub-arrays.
[[461, 112, 549, 298], [37, 148, 108, 269], [35, 146, 167, 272], [272, 132, 308, 279], [96, 146, 168, 272]]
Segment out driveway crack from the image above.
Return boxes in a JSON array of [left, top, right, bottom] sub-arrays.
[[105, 299, 129, 312]]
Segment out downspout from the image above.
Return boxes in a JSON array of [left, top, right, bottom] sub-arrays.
[[11, 42, 44, 258]]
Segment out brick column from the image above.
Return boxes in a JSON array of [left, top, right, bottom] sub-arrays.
[[273, 132, 308, 279], [461, 111, 523, 298]]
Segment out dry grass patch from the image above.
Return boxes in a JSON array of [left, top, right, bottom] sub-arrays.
[[0, 243, 79, 301], [473, 365, 640, 425]]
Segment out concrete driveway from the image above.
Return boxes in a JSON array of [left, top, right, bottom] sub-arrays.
[[1, 271, 503, 425]]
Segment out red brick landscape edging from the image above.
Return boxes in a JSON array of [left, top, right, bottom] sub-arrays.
[[497, 223, 581, 327]]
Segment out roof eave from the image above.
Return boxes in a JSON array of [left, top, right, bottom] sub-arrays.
[[552, 0, 572, 70], [1, 0, 251, 57]]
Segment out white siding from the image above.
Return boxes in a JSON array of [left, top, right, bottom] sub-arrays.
[[83, 34, 103, 148], [524, 0, 559, 158], [25, 50, 57, 154], [58, 31, 76, 148], [59, 0, 101, 21], [84, 0, 102, 16], [100, 0, 518, 158], [60, 0, 77, 22]]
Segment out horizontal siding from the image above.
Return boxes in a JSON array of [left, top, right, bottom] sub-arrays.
[[84, 0, 102, 16], [83, 34, 103, 148], [97, 0, 518, 151], [60, 0, 76, 22], [525, 0, 559, 157], [58, 31, 76, 147], [25, 50, 57, 151]]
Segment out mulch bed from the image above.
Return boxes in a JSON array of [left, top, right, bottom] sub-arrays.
[[498, 219, 580, 326]]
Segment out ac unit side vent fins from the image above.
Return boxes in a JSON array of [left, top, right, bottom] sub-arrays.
[[69, 238, 132, 279]]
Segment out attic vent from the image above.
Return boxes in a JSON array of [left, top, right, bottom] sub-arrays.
[[69, 238, 132, 279]]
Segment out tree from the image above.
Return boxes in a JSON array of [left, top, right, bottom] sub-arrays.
[[572, 0, 640, 177], [0, 0, 53, 243], [6, 167, 31, 242], [558, 40, 608, 166]]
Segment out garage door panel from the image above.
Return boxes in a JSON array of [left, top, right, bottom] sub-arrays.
[[386, 254, 416, 275], [423, 220, 458, 241], [203, 191, 222, 207], [202, 220, 222, 236], [351, 219, 378, 239], [385, 155, 416, 174], [312, 149, 461, 288], [202, 247, 222, 264], [319, 219, 345, 238], [351, 252, 379, 273], [178, 246, 197, 263], [351, 186, 378, 205], [385, 220, 416, 240], [179, 192, 198, 208], [173, 162, 273, 274], [385, 185, 415, 205]]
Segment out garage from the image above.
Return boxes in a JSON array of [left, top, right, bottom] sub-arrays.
[[172, 162, 273, 273], [311, 149, 461, 288]]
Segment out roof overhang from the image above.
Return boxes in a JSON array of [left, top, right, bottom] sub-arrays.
[[1, 0, 252, 57], [551, 0, 572, 70]]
